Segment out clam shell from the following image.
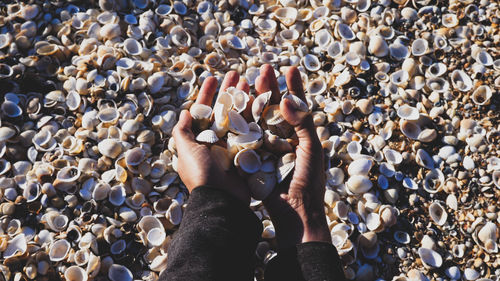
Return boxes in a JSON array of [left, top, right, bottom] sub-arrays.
[[109, 185, 126, 206], [98, 139, 123, 158], [2, 101, 22, 117], [418, 247, 442, 268], [234, 148, 261, 174], [4, 233, 27, 259], [277, 152, 296, 183], [368, 36, 388, 57], [411, 38, 428, 56], [397, 105, 419, 120], [347, 158, 373, 176], [196, 129, 219, 144], [451, 70, 473, 92], [389, 43, 409, 60], [394, 231, 410, 244], [274, 7, 298, 26], [228, 110, 249, 135], [346, 175, 373, 194], [336, 23, 355, 40], [423, 169, 444, 194], [429, 201, 447, 226], [471, 85, 492, 105], [108, 264, 133, 281], [65, 266, 88, 281], [302, 54, 321, 72], [49, 239, 71, 262]]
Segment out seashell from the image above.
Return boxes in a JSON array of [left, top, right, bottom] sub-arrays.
[[100, 23, 121, 40], [196, 130, 219, 144], [327, 41, 343, 58], [2, 100, 22, 117], [423, 169, 444, 193], [307, 78, 327, 95], [234, 148, 261, 174], [474, 222, 498, 254], [336, 23, 355, 41], [346, 175, 372, 194], [397, 105, 419, 120], [156, 4, 172, 16], [384, 149, 402, 165], [394, 231, 410, 244], [65, 266, 88, 281], [368, 36, 388, 57], [109, 185, 126, 206], [476, 50, 493, 66], [389, 43, 409, 60], [426, 63, 447, 78], [98, 139, 123, 158], [108, 264, 133, 281], [170, 26, 191, 48], [49, 239, 71, 261], [471, 85, 492, 105], [429, 201, 447, 226], [347, 158, 373, 176], [0, 64, 14, 79], [0, 127, 15, 142], [125, 147, 145, 167], [415, 149, 434, 169], [173, 1, 187, 15], [166, 200, 183, 225], [228, 110, 249, 135], [227, 87, 250, 113], [411, 38, 428, 56], [274, 7, 298, 26], [358, 231, 379, 259], [464, 268, 479, 281], [248, 171, 276, 200], [418, 247, 442, 268], [262, 105, 293, 138], [442, 14, 458, 28], [4, 233, 27, 259], [0, 33, 12, 49], [302, 54, 321, 72], [57, 166, 81, 183], [390, 70, 409, 87], [450, 70, 472, 92]]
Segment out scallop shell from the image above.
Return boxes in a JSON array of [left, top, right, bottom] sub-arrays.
[[228, 110, 249, 135], [196, 129, 219, 144]]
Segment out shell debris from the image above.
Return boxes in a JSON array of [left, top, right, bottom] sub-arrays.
[[0, 0, 499, 280]]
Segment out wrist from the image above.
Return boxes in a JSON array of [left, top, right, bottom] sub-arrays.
[[301, 212, 331, 243]]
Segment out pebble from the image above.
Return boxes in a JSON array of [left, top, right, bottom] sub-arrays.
[[445, 266, 461, 280]]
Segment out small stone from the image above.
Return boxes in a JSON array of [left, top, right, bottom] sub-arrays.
[[397, 247, 407, 259], [464, 268, 479, 280], [463, 156, 475, 170], [445, 266, 461, 280]]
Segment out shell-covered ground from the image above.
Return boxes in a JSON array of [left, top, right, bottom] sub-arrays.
[[0, 0, 499, 280]]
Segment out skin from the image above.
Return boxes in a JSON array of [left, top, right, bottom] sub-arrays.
[[172, 64, 330, 248]]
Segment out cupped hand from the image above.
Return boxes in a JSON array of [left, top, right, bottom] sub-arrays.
[[172, 72, 251, 204], [256, 65, 330, 247]]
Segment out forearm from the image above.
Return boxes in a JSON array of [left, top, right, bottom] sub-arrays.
[[160, 186, 262, 281]]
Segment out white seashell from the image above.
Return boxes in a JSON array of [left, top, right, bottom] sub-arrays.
[[426, 63, 447, 78], [464, 268, 479, 280], [451, 70, 473, 92], [327, 41, 343, 58], [155, 4, 172, 16], [196, 130, 219, 144], [276, 153, 296, 183], [166, 200, 183, 225], [100, 23, 121, 39], [274, 7, 298, 26], [64, 266, 88, 281], [49, 239, 71, 261], [336, 23, 355, 40], [418, 247, 442, 268], [227, 87, 250, 113], [390, 70, 409, 86], [423, 169, 444, 193], [334, 69, 351, 87], [384, 149, 402, 165], [346, 175, 372, 194], [170, 26, 191, 48], [234, 148, 261, 174], [365, 213, 382, 232], [411, 38, 428, 56], [228, 110, 249, 135], [347, 158, 373, 176], [108, 264, 133, 281], [4, 233, 27, 259], [45, 212, 69, 232], [429, 201, 447, 226], [173, 1, 187, 15], [248, 171, 276, 200], [302, 54, 321, 72], [415, 149, 434, 169], [476, 50, 493, 66], [389, 43, 409, 60], [397, 105, 419, 120], [471, 85, 492, 105], [399, 119, 421, 140], [98, 139, 123, 158], [368, 36, 388, 57], [108, 185, 126, 206], [0, 33, 12, 49], [346, 140, 362, 159], [475, 222, 498, 254], [307, 78, 327, 95], [446, 194, 458, 211], [252, 91, 271, 122]]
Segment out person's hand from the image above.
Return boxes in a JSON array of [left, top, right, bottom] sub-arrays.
[[172, 72, 251, 204], [256, 65, 330, 248]]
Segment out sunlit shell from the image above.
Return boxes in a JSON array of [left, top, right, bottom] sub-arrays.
[[450, 70, 473, 92], [474, 222, 498, 254], [65, 266, 88, 281], [336, 23, 355, 40], [4, 233, 27, 259], [274, 7, 298, 26], [423, 169, 445, 193], [389, 43, 409, 60], [471, 85, 492, 105], [346, 175, 373, 194], [98, 139, 123, 158], [302, 54, 321, 72], [347, 158, 373, 176], [368, 36, 388, 57], [429, 201, 447, 226], [196, 129, 219, 144], [234, 148, 261, 174], [418, 247, 442, 268], [49, 239, 71, 261], [411, 38, 428, 56]]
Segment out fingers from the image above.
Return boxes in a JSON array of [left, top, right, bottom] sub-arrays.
[[236, 77, 250, 93], [285, 66, 306, 102], [219, 71, 240, 94], [255, 64, 281, 104], [173, 110, 196, 148], [196, 76, 218, 106]]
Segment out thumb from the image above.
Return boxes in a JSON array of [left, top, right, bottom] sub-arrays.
[[173, 110, 195, 146]]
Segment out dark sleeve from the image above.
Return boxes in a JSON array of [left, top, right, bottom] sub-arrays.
[[160, 185, 262, 281], [265, 242, 345, 281]]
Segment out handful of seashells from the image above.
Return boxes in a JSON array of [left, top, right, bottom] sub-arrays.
[[188, 85, 308, 200]]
